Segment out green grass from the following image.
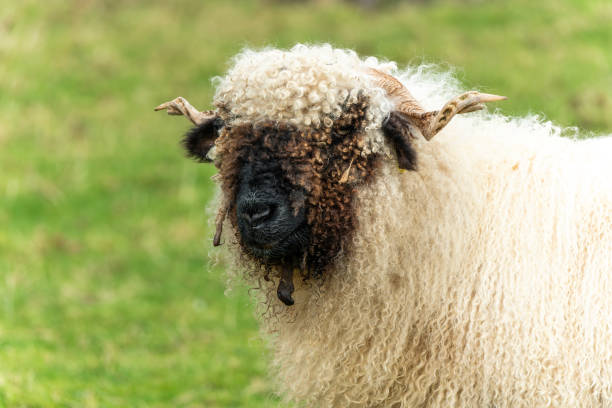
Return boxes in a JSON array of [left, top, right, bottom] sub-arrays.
[[0, 0, 610, 406]]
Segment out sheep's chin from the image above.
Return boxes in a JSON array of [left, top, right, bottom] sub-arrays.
[[245, 222, 309, 265]]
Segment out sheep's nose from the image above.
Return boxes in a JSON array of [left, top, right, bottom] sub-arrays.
[[238, 200, 275, 229]]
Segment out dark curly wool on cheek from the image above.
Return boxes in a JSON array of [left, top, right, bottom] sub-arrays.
[[214, 97, 381, 285]]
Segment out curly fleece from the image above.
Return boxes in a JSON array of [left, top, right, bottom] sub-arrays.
[[211, 45, 612, 407], [213, 44, 395, 156]]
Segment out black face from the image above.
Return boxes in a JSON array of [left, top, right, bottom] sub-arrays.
[[181, 99, 417, 306], [235, 162, 309, 263]]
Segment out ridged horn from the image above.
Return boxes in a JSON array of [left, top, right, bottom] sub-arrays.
[[369, 68, 506, 140], [155, 96, 217, 126]]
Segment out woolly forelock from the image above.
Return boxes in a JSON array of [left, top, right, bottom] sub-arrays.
[[213, 44, 396, 156], [215, 60, 612, 407]]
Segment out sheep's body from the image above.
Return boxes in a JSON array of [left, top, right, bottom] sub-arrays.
[[246, 60, 611, 406], [265, 118, 612, 407], [163, 44, 612, 407]]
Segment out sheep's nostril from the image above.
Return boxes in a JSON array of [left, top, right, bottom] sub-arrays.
[[240, 202, 274, 228], [251, 206, 272, 225]]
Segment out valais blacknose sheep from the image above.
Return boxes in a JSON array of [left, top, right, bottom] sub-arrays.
[[156, 44, 612, 407]]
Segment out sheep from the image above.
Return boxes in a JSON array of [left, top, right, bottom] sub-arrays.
[[155, 44, 612, 407]]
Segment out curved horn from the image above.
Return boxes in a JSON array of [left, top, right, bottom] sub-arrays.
[[155, 96, 217, 126], [368, 68, 427, 117], [369, 69, 506, 140]]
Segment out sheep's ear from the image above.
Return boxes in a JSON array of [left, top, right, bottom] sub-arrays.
[[182, 117, 222, 163], [382, 111, 417, 171]]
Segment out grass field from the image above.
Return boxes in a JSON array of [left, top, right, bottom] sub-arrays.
[[0, 0, 610, 406]]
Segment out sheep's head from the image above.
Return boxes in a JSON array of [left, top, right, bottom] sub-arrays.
[[156, 45, 504, 306]]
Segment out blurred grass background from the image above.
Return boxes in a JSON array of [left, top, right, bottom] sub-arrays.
[[0, 0, 610, 406]]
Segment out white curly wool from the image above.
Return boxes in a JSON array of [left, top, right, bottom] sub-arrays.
[[264, 126, 612, 408], [214, 45, 612, 407], [213, 44, 395, 155]]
